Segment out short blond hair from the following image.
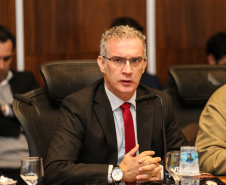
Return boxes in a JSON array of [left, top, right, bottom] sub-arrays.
[[100, 25, 146, 57]]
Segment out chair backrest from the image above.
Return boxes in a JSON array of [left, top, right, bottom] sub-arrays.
[[13, 60, 103, 163], [165, 65, 226, 145]]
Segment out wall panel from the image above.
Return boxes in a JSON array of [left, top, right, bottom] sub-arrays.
[[3, 1, 226, 88], [23, 0, 146, 86], [156, 0, 226, 86], [0, 0, 16, 69]]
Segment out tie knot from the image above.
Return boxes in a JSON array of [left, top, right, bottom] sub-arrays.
[[120, 102, 131, 110]]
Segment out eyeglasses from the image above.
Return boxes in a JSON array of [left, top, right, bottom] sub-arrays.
[[103, 56, 146, 67], [0, 55, 12, 62]]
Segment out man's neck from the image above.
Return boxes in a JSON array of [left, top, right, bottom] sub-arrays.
[[0, 71, 13, 87]]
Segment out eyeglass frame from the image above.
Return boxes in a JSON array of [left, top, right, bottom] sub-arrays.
[[102, 56, 146, 67]]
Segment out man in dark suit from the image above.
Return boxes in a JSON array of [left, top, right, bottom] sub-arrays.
[[44, 25, 187, 185], [0, 25, 39, 185]]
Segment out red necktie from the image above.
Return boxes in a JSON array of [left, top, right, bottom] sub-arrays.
[[120, 102, 136, 155]]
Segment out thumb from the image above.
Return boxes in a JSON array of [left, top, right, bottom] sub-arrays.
[[126, 144, 139, 157]]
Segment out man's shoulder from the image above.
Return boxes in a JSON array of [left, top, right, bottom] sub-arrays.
[[11, 70, 36, 84], [212, 84, 226, 97], [208, 84, 226, 107], [12, 70, 34, 78], [10, 70, 39, 92], [65, 78, 104, 100]]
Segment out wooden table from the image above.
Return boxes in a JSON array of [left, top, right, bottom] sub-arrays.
[[217, 176, 226, 183]]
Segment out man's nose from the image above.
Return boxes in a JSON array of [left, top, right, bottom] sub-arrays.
[[0, 59, 4, 69], [122, 60, 133, 73]]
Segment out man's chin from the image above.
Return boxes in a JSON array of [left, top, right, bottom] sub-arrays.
[[120, 87, 136, 96], [0, 76, 4, 82]]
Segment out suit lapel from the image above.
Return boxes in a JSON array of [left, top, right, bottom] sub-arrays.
[[93, 82, 118, 164], [92, 81, 155, 163], [136, 95, 154, 153]]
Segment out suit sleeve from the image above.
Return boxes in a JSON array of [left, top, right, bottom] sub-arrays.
[[195, 87, 226, 175], [44, 96, 109, 185]]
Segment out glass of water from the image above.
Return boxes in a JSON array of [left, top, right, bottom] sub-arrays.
[[166, 151, 181, 185], [20, 157, 43, 185]]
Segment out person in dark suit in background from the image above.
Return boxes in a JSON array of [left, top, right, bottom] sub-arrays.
[[0, 25, 39, 185], [206, 32, 226, 65], [111, 17, 162, 90], [44, 25, 187, 185]]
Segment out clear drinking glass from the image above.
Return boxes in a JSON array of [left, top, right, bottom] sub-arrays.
[[20, 157, 43, 185], [166, 151, 181, 185], [179, 146, 200, 176]]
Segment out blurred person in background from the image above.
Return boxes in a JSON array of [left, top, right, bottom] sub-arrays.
[[206, 32, 226, 65], [0, 25, 39, 185]]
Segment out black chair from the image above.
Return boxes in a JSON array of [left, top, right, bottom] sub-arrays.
[[165, 65, 226, 145], [12, 60, 103, 163]]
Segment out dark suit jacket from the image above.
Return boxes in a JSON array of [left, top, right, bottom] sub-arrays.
[[0, 70, 39, 137], [44, 79, 188, 185]]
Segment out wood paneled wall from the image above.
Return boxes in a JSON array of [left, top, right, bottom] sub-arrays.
[[23, 0, 146, 86], [0, 0, 16, 69], [1, 0, 226, 87], [156, 0, 226, 86]]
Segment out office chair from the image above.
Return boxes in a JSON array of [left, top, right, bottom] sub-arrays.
[[165, 65, 226, 145], [12, 60, 103, 163]]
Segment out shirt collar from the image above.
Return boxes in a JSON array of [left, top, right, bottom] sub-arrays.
[[0, 70, 13, 87], [104, 83, 136, 111]]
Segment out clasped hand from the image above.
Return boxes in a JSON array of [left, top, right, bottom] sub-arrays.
[[0, 104, 6, 116], [119, 144, 162, 183]]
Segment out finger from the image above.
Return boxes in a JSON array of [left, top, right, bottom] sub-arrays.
[[139, 155, 161, 164], [139, 164, 162, 174], [136, 173, 160, 182], [136, 167, 162, 181], [139, 150, 155, 157], [137, 151, 155, 163], [139, 163, 160, 172], [139, 164, 163, 175], [1, 105, 6, 116], [126, 144, 139, 157]]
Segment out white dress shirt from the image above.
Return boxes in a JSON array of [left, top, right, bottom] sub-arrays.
[[0, 70, 14, 116], [105, 84, 137, 184]]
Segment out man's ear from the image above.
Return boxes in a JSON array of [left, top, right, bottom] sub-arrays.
[[97, 56, 106, 74], [207, 54, 217, 65], [142, 57, 147, 73]]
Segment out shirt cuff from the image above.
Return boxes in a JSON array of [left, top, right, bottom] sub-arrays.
[[5, 104, 14, 117], [160, 165, 164, 180], [108, 165, 113, 184]]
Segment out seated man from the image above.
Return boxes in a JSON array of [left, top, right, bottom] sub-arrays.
[[44, 25, 188, 185], [0, 25, 39, 184], [196, 84, 226, 175]]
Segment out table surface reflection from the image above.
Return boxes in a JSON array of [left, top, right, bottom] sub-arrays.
[[217, 176, 226, 183]]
